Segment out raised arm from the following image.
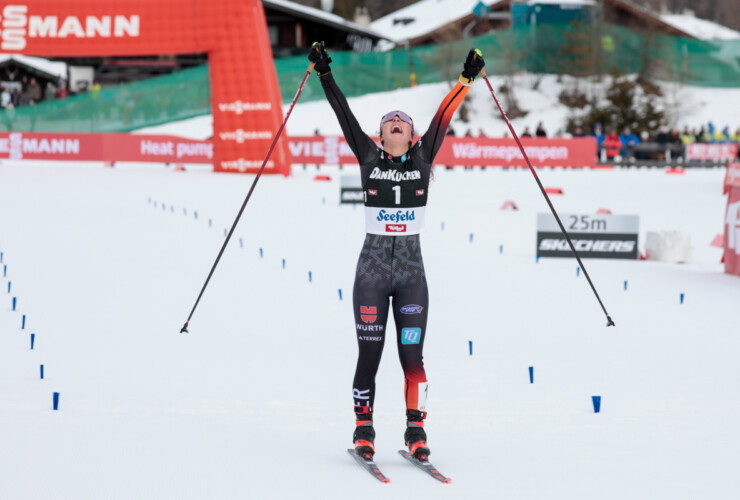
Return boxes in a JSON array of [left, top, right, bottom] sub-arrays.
[[309, 42, 377, 165], [419, 49, 485, 162]]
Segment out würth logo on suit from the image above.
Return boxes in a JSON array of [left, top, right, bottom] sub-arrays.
[[360, 306, 377, 324]]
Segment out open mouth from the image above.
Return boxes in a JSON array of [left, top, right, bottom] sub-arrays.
[[391, 125, 402, 134]]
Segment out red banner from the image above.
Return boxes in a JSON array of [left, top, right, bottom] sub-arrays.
[[289, 136, 598, 167], [0, 133, 604, 168], [687, 143, 738, 161], [723, 162, 740, 194], [0, 132, 212, 163], [725, 172, 740, 277]]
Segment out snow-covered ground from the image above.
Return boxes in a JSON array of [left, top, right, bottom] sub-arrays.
[[1, 159, 738, 499], [136, 73, 740, 141]]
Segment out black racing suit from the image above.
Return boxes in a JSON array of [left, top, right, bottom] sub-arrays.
[[319, 71, 471, 421]]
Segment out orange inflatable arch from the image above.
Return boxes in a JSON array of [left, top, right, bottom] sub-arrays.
[[0, 0, 289, 174]]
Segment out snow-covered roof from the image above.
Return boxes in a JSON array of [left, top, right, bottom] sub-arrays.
[[0, 54, 67, 79], [660, 14, 740, 41], [371, 0, 502, 43], [263, 0, 388, 40]]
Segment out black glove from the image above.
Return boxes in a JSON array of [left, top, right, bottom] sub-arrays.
[[308, 41, 332, 75], [461, 48, 485, 80]]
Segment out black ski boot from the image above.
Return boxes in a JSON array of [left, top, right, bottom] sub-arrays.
[[404, 410, 430, 460], [353, 412, 375, 459]]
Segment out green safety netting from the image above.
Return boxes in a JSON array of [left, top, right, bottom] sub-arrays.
[[3, 23, 739, 133]]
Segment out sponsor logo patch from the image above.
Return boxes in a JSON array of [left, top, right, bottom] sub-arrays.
[[416, 189, 424, 196], [360, 306, 377, 324], [401, 327, 421, 345], [400, 304, 423, 314], [368, 189, 378, 196], [386, 224, 407, 232]]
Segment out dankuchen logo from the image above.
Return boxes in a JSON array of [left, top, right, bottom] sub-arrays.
[[0, 6, 140, 51], [218, 101, 272, 115], [369, 167, 421, 181], [360, 306, 377, 324], [400, 304, 423, 314]]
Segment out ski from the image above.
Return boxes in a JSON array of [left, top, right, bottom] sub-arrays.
[[347, 449, 390, 483], [398, 450, 451, 483]]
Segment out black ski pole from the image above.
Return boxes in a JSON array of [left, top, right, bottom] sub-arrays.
[[179, 58, 317, 334], [480, 69, 615, 327]]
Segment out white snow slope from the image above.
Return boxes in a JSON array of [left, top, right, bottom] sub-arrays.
[[1, 159, 738, 499]]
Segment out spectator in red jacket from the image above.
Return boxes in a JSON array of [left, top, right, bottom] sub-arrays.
[[603, 128, 621, 159]]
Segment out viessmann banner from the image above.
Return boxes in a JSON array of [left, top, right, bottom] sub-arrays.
[[289, 136, 597, 167], [0, 133, 599, 168]]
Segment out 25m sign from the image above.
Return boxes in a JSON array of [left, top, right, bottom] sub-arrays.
[[537, 213, 640, 259]]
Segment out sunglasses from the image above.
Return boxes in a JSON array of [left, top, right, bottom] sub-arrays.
[[380, 110, 413, 128]]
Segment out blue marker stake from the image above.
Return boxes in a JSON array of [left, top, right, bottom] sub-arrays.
[[441, 222, 445, 231], [322, 197, 326, 204], [194, 211, 198, 219], [308, 271, 312, 282], [3, 265, 6, 277], [208, 219, 212, 227], [0, 251, 3, 262], [529, 366, 534, 384], [31, 333, 35, 350], [499, 244, 503, 254], [7, 281, 10, 293], [148, 197, 151, 204], [536, 254, 540, 263], [183, 208, 187, 215], [22, 314, 26, 329], [224, 229, 228, 237], [53, 392, 60, 411], [40, 364, 44, 379], [259, 248, 264, 258], [592, 395, 601, 413], [170, 206, 174, 212], [162, 204, 165, 211], [338, 289, 343, 301], [12, 297, 16, 310], [282, 259, 286, 270], [680, 293, 685, 304], [468, 340, 473, 355], [577, 266, 581, 277], [239, 238, 243, 248], [469, 233, 474, 243], [624, 280, 628, 291]]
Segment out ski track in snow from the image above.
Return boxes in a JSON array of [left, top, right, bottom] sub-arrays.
[[0, 161, 739, 499]]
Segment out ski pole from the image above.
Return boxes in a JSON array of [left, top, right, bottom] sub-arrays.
[[479, 69, 615, 327], [179, 59, 317, 334]]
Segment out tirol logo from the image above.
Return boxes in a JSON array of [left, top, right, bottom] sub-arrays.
[[360, 306, 377, 324], [401, 327, 421, 345], [219, 130, 272, 143], [386, 224, 406, 232], [416, 189, 424, 196], [377, 209, 415, 222], [369, 166, 421, 181], [727, 200, 740, 255], [400, 304, 423, 315], [0, 5, 140, 51], [218, 101, 272, 115]]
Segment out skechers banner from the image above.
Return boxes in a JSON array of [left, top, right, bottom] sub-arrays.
[[537, 213, 639, 259], [340, 175, 363, 204]]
